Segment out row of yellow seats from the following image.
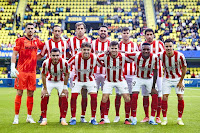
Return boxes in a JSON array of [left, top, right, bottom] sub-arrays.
[[0, 74, 7, 78]]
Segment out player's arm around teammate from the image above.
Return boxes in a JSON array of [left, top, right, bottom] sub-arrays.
[[68, 42, 99, 125], [98, 41, 131, 125]]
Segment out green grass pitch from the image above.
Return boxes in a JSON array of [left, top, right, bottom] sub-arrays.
[[0, 87, 200, 133]]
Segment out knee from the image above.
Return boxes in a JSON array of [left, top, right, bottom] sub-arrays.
[[124, 95, 130, 102], [102, 95, 108, 103], [27, 90, 34, 97], [17, 90, 23, 96], [162, 95, 168, 101], [177, 95, 183, 100]]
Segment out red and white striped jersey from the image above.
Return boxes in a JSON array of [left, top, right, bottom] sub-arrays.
[[157, 51, 187, 79], [126, 52, 158, 79], [68, 52, 102, 82], [139, 40, 164, 77], [98, 52, 131, 82], [67, 36, 92, 57], [92, 38, 110, 74], [41, 58, 69, 81], [119, 41, 138, 76], [40, 38, 68, 59]]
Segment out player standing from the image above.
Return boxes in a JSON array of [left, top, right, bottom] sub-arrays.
[[139, 29, 164, 123], [157, 39, 187, 125], [68, 42, 102, 125], [40, 48, 69, 126], [127, 43, 159, 125], [37, 25, 68, 123], [92, 25, 111, 123], [114, 27, 138, 122], [66, 22, 92, 123], [11, 23, 44, 124], [98, 41, 131, 125]]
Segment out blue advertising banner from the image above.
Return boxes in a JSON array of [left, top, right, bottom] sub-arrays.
[[0, 50, 12, 58], [179, 50, 200, 58], [0, 78, 200, 88], [66, 16, 102, 23]]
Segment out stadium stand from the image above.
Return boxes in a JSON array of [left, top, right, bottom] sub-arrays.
[[0, 0, 200, 79], [154, 0, 200, 50]]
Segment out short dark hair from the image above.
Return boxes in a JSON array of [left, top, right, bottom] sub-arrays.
[[51, 48, 60, 53], [75, 22, 86, 29], [142, 43, 151, 46], [25, 23, 34, 28], [164, 39, 174, 44], [122, 27, 130, 32], [145, 28, 154, 35], [109, 41, 119, 47], [81, 42, 91, 48], [99, 25, 108, 30], [53, 25, 62, 31]]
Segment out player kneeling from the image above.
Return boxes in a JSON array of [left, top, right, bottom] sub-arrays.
[[68, 42, 103, 125], [40, 48, 69, 126]]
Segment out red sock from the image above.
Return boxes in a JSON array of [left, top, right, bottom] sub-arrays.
[[41, 96, 49, 118], [115, 95, 121, 116], [143, 97, 149, 118], [27, 96, 33, 115], [15, 95, 22, 115], [178, 100, 184, 118], [125, 101, 131, 118], [156, 97, 162, 118], [162, 100, 168, 117], [71, 93, 78, 118], [81, 97, 87, 116], [105, 97, 110, 115], [100, 101, 106, 119], [59, 97, 62, 118], [151, 94, 158, 117], [131, 93, 138, 117], [60, 97, 68, 118], [90, 94, 97, 118]]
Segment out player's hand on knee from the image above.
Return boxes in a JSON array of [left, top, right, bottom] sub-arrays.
[[177, 82, 184, 91], [151, 88, 158, 95], [11, 63, 19, 78], [41, 89, 48, 98], [63, 85, 68, 98], [62, 89, 68, 98]]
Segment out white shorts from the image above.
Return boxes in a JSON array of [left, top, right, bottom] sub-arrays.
[[162, 78, 185, 95], [70, 70, 75, 89], [71, 79, 97, 94], [103, 79, 129, 95], [116, 75, 134, 94], [141, 76, 162, 97], [157, 76, 163, 97], [42, 79, 64, 96], [132, 77, 157, 96], [94, 73, 105, 91]]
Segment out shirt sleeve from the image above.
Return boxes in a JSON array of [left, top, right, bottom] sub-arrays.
[[125, 52, 137, 61], [13, 38, 22, 52], [41, 61, 47, 74], [67, 56, 75, 66], [37, 39, 45, 50], [153, 55, 159, 70], [96, 56, 104, 67], [180, 54, 187, 67], [159, 41, 165, 52], [40, 43, 47, 57], [64, 61, 69, 74]]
